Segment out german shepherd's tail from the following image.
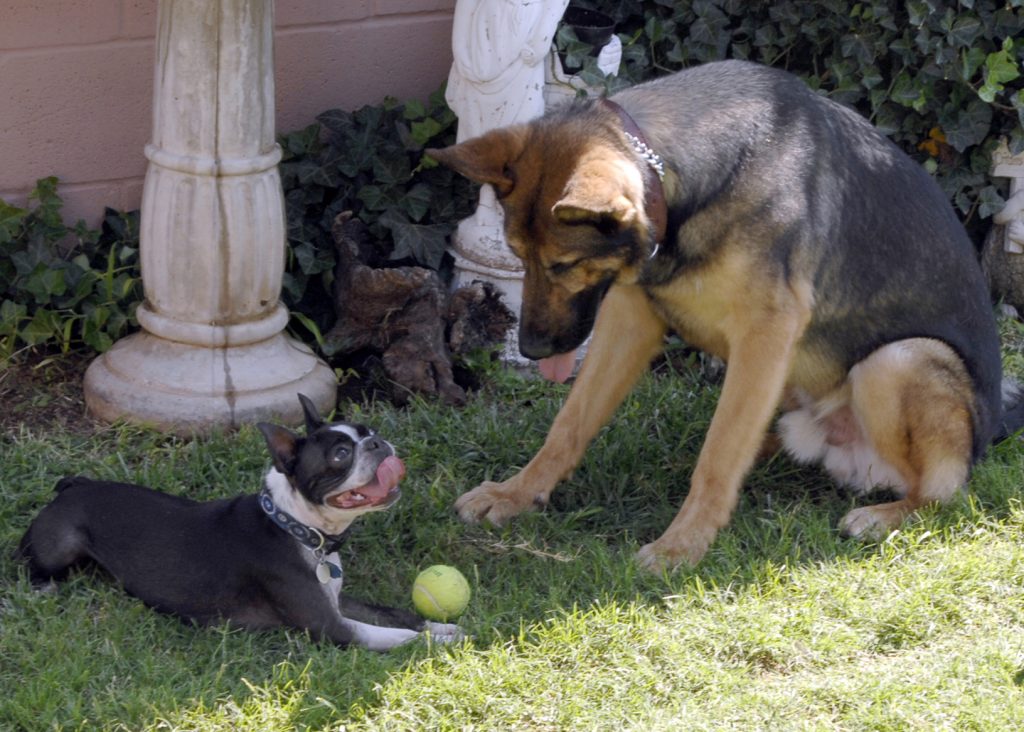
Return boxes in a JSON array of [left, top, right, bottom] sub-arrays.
[[995, 379, 1024, 442]]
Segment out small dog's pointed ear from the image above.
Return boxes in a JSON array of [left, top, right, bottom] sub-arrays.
[[296, 393, 324, 433], [257, 423, 300, 476], [552, 156, 642, 231], [426, 126, 528, 197]]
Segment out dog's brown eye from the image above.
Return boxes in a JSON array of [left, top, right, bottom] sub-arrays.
[[331, 446, 351, 463], [549, 260, 580, 276]]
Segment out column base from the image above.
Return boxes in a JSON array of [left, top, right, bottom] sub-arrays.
[[84, 330, 336, 434]]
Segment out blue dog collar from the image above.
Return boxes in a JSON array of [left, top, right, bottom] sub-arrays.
[[259, 488, 345, 582]]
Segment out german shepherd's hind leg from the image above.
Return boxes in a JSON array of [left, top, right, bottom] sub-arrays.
[[836, 339, 974, 540], [637, 287, 812, 570], [455, 284, 667, 525]]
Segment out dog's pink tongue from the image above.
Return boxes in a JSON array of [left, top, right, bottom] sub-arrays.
[[538, 350, 577, 383], [374, 455, 406, 495]]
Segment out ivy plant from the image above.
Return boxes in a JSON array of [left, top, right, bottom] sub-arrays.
[[0, 178, 141, 363], [562, 0, 1024, 244]]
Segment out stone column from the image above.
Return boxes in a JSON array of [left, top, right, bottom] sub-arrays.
[[445, 2, 622, 360], [84, 0, 335, 433]]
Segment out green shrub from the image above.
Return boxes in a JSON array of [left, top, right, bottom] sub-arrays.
[[0, 178, 141, 363], [563, 0, 1024, 244]]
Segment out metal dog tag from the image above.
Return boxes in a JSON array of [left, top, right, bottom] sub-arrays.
[[316, 561, 333, 584]]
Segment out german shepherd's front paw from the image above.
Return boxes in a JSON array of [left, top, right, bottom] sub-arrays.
[[636, 530, 714, 571], [839, 501, 910, 542], [454, 479, 549, 526]]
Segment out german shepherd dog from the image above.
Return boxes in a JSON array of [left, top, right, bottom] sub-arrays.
[[429, 60, 1024, 570]]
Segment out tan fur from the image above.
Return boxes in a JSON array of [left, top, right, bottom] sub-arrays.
[[836, 339, 972, 539]]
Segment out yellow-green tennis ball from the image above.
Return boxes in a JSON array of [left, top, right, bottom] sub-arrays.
[[412, 565, 470, 621]]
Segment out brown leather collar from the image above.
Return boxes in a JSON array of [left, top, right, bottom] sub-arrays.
[[600, 98, 668, 247]]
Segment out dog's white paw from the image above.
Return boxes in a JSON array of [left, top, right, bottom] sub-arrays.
[[423, 621, 466, 644]]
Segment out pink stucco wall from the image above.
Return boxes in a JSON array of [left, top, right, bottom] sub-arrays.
[[0, 0, 456, 227]]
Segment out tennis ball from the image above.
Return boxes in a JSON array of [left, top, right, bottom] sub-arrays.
[[412, 565, 471, 621]]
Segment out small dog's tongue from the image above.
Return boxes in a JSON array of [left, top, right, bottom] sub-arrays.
[[329, 456, 406, 509], [373, 455, 406, 495], [538, 350, 577, 383]]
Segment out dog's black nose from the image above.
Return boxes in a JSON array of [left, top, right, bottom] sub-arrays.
[[366, 437, 382, 451]]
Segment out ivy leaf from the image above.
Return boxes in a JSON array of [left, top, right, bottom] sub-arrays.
[[401, 183, 433, 223], [294, 241, 321, 276], [21, 266, 67, 304], [379, 209, 450, 270], [979, 37, 1020, 102], [975, 185, 1005, 220], [336, 132, 376, 177], [943, 98, 992, 151], [281, 124, 321, 158], [358, 185, 401, 213], [315, 109, 353, 137], [309, 146, 347, 188], [0, 300, 27, 336], [960, 46, 987, 81], [410, 117, 445, 147], [948, 15, 981, 48], [373, 151, 412, 187], [402, 99, 427, 121], [0, 201, 27, 244], [28, 177, 66, 231], [859, 64, 883, 90], [19, 307, 60, 346], [892, 71, 928, 110]]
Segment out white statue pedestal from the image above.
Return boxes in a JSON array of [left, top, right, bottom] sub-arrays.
[[84, 0, 335, 433], [445, 1, 621, 363]]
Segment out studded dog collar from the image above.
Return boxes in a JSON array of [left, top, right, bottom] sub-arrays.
[[600, 98, 669, 249]]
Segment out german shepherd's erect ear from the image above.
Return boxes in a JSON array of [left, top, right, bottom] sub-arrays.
[[551, 156, 644, 233], [426, 127, 530, 197]]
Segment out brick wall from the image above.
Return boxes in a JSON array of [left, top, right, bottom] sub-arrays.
[[0, 0, 455, 226]]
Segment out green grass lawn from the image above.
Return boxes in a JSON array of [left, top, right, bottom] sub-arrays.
[[3, 344, 1024, 731]]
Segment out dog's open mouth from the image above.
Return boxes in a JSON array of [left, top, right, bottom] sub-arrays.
[[326, 455, 406, 509]]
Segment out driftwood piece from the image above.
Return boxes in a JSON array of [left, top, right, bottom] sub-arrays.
[[326, 212, 514, 405]]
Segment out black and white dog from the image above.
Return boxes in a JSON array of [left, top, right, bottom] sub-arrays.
[[16, 394, 462, 651]]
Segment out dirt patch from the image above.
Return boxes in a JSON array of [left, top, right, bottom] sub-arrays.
[[1, 352, 102, 438]]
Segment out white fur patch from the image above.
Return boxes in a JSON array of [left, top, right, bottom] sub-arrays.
[[264, 468, 358, 536], [329, 424, 364, 441], [341, 618, 420, 651], [777, 404, 906, 495]]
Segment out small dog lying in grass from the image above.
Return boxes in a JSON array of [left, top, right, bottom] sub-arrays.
[[16, 394, 463, 652]]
